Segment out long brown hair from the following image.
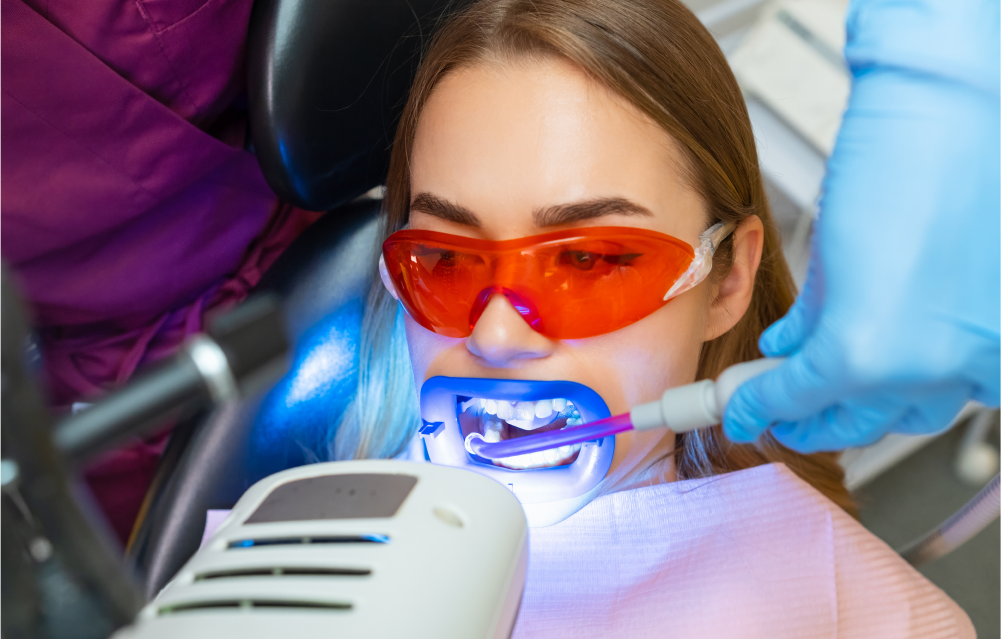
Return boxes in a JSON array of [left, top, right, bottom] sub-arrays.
[[333, 0, 854, 514]]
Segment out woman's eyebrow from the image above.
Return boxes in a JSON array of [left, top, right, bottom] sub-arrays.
[[409, 193, 653, 228], [533, 198, 654, 226], [410, 192, 481, 227]]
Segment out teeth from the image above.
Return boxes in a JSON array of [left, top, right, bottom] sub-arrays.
[[496, 443, 582, 470], [459, 396, 579, 435], [483, 420, 502, 443], [534, 400, 553, 419], [515, 402, 535, 420], [496, 401, 514, 420]]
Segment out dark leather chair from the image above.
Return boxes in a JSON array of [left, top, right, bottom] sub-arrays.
[[127, 0, 471, 599]]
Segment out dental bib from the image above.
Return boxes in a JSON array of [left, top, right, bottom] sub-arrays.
[[419, 377, 616, 527], [511, 463, 973, 639]]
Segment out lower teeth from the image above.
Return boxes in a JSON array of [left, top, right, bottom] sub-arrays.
[[495, 444, 581, 470], [483, 421, 502, 443]]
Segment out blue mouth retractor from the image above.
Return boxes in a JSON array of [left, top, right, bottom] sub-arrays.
[[419, 376, 615, 527]]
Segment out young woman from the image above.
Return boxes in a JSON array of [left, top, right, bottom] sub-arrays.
[[328, 0, 973, 635]]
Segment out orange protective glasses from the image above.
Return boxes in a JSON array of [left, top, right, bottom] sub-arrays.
[[380, 223, 735, 340]]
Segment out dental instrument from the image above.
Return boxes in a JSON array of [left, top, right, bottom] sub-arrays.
[[113, 461, 528, 639], [465, 358, 784, 461]]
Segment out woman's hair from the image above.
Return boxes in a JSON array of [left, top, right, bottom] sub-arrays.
[[327, 0, 855, 514]]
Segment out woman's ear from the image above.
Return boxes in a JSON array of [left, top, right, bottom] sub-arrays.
[[704, 215, 764, 341], [379, 254, 400, 300]]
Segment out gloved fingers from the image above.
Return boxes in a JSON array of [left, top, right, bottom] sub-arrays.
[[723, 336, 847, 443], [767, 395, 908, 453], [886, 386, 972, 437], [758, 229, 824, 358], [764, 386, 971, 453]]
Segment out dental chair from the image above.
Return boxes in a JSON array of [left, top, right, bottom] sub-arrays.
[[126, 0, 472, 599]]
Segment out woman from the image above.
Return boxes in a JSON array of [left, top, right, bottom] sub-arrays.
[[331, 0, 973, 635]]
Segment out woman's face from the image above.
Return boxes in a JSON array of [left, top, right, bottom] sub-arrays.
[[400, 57, 761, 487]]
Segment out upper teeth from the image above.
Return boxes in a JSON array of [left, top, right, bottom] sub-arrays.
[[465, 398, 574, 421], [534, 400, 554, 419], [496, 402, 512, 422]]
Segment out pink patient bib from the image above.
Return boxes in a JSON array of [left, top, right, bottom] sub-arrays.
[[512, 463, 974, 639]]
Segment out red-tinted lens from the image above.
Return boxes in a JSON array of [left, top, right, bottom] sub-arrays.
[[382, 227, 695, 339]]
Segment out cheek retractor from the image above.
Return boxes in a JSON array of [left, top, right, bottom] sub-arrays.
[[465, 358, 784, 461]]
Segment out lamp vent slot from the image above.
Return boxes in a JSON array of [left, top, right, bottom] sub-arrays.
[[195, 567, 371, 581], [158, 599, 352, 615], [227, 534, 389, 549]]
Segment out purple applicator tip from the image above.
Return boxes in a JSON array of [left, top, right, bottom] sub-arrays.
[[466, 412, 634, 461]]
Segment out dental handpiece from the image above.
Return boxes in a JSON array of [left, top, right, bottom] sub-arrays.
[[465, 358, 785, 461]]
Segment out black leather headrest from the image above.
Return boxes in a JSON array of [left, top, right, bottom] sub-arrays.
[[247, 0, 472, 211]]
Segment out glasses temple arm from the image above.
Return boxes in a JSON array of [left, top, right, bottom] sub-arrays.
[[702, 220, 737, 255], [661, 220, 738, 302]]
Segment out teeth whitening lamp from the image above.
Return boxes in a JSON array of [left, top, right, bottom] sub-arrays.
[[115, 461, 528, 639]]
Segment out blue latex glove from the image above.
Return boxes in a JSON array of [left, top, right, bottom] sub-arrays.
[[725, 0, 1000, 452]]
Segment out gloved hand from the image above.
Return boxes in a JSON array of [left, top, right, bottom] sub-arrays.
[[724, 0, 1000, 452]]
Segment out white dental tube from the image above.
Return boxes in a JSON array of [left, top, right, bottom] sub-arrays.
[[468, 358, 787, 461], [629, 358, 785, 433]]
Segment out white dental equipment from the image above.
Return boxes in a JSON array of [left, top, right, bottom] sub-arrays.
[[466, 358, 785, 461], [113, 460, 528, 639]]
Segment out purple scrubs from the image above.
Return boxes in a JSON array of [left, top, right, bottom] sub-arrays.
[[1, 0, 320, 542]]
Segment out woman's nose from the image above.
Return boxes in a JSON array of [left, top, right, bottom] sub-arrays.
[[466, 294, 556, 366]]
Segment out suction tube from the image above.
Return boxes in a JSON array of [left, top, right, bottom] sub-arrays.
[[466, 358, 784, 460], [898, 473, 1001, 567]]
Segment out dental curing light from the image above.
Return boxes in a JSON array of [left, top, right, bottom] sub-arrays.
[[113, 461, 528, 639], [466, 358, 785, 461]]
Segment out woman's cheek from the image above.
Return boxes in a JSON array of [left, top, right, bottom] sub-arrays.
[[403, 314, 457, 389], [580, 305, 706, 411]]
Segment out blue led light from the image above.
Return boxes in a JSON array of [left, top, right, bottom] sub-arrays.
[[248, 299, 364, 479]]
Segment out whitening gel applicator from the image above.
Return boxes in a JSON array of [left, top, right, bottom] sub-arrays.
[[466, 358, 784, 461]]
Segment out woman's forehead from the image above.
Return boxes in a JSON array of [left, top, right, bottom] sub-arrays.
[[409, 58, 706, 241]]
